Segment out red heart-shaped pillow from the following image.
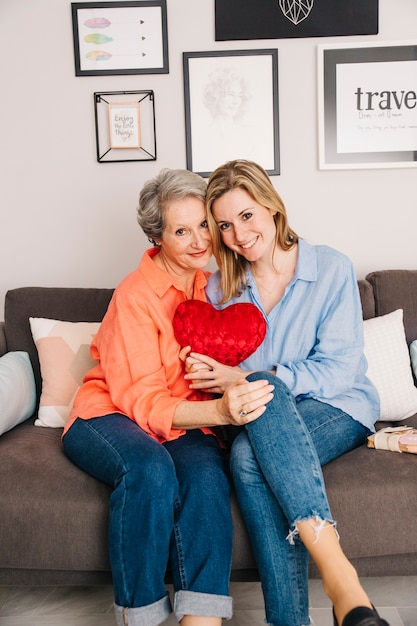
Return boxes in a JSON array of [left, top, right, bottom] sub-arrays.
[[173, 299, 266, 366]]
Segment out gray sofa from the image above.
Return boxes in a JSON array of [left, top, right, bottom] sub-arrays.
[[0, 269, 416, 586]]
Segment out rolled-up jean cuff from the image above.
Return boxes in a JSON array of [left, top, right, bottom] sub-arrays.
[[174, 590, 233, 621], [115, 593, 171, 626]]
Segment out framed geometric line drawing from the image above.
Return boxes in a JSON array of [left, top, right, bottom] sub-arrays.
[[72, 1, 169, 76], [183, 49, 280, 177], [318, 40, 417, 170], [94, 90, 156, 163], [215, 0, 378, 41]]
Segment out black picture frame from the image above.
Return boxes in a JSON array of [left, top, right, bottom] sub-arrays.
[[71, 1, 169, 76], [215, 0, 378, 41], [183, 49, 280, 177], [318, 41, 417, 170], [94, 90, 157, 163]]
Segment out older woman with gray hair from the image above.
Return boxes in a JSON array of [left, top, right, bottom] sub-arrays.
[[63, 168, 274, 626]]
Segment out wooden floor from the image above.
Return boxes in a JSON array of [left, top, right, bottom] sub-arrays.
[[0, 577, 416, 625]]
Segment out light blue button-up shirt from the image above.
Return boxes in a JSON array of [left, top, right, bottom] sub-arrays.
[[206, 239, 380, 432]]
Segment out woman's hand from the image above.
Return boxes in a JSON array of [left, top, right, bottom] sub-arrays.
[[216, 377, 274, 426], [184, 352, 250, 394]]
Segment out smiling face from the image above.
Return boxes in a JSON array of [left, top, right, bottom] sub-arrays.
[[159, 196, 212, 274], [212, 187, 277, 263]]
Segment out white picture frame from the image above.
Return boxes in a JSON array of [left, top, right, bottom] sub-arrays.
[[318, 40, 417, 170]]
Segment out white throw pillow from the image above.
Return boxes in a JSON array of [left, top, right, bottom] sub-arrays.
[[363, 309, 417, 421], [0, 351, 36, 436], [29, 318, 100, 427]]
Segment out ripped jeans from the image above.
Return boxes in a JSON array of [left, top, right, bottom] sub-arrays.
[[229, 373, 370, 626]]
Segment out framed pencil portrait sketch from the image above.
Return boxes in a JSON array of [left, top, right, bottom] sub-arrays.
[[71, 0, 169, 76], [318, 40, 417, 170], [183, 49, 280, 177]]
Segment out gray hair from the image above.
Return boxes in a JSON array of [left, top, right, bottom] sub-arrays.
[[137, 168, 207, 245]]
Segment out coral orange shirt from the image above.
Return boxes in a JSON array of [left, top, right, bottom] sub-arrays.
[[64, 248, 213, 443]]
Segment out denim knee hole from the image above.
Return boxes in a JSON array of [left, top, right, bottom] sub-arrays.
[[286, 514, 338, 546]]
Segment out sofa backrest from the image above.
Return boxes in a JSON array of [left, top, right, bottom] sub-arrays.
[[357, 279, 375, 320], [366, 270, 417, 345], [4, 287, 114, 398], [4, 271, 417, 400]]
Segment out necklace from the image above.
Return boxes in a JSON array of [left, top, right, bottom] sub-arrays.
[[254, 274, 280, 299], [252, 247, 298, 305]]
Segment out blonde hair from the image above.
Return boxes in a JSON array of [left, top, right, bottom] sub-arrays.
[[206, 160, 298, 302]]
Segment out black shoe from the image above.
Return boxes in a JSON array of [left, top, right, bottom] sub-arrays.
[[333, 606, 390, 626]]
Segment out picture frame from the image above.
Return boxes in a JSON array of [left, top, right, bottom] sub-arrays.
[[215, 0, 378, 41], [71, 1, 168, 76], [94, 90, 156, 163], [183, 49, 280, 177], [318, 40, 417, 170]]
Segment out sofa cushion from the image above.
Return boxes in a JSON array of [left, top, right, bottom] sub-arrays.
[[4, 287, 114, 400], [0, 419, 112, 573], [0, 417, 258, 575], [323, 413, 417, 563], [363, 309, 417, 421], [0, 352, 36, 436], [366, 270, 417, 345], [29, 318, 101, 427]]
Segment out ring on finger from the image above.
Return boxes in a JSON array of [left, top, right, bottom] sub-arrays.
[[239, 408, 247, 417]]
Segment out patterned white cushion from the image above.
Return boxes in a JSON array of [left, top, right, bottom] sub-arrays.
[[29, 318, 100, 427]]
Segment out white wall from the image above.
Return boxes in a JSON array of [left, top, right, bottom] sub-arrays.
[[1, 0, 416, 319]]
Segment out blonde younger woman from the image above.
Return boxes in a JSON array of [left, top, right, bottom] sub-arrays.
[[185, 160, 387, 626]]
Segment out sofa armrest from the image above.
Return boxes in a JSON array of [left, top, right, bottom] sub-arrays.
[[0, 322, 6, 357]]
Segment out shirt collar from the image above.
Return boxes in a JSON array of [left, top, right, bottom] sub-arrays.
[[245, 239, 318, 288], [294, 239, 317, 283], [140, 247, 209, 298]]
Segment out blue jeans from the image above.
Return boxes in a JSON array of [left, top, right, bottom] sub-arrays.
[[63, 414, 233, 626], [229, 373, 370, 626]]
